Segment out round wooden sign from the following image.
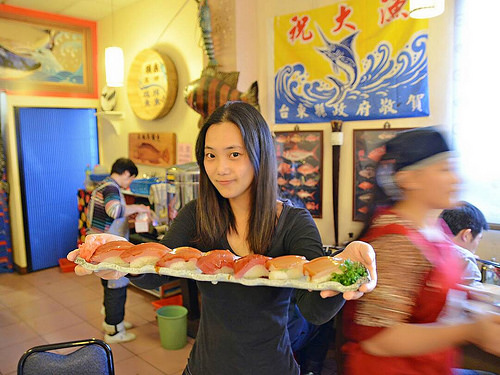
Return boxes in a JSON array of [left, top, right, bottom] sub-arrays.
[[127, 48, 178, 120]]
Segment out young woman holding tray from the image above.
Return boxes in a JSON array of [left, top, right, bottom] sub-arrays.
[[69, 102, 376, 375]]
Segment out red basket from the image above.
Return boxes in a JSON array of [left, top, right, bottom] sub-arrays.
[[151, 294, 183, 310], [58, 258, 76, 273]]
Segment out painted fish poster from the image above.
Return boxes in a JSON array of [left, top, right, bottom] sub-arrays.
[[274, 131, 323, 218], [352, 128, 409, 221], [274, 0, 429, 123], [129, 132, 176, 167], [0, 5, 97, 98]]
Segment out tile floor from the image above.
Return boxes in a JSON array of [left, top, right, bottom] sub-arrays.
[[0, 267, 192, 375], [0, 267, 339, 375]]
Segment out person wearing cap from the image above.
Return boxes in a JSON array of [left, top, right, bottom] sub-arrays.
[[340, 128, 500, 375]]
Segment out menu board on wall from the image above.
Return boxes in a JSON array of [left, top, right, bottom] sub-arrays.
[[129, 132, 176, 167]]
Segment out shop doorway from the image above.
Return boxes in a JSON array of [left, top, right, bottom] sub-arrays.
[[15, 107, 98, 272]]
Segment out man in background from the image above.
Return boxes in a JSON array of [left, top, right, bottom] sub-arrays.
[[440, 201, 489, 286], [87, 158, 151, 343]]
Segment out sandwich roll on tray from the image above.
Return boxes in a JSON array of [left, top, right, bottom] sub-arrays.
[[233, 254, 271, 279], [266, 255, 308, 280], [78, 233, 128, 261], [90, 240, 135, 265], [196, 250, 238, 275], [156, 247, 203, 270], [72, 236, 370, 292], [120, 242, 171, 268]]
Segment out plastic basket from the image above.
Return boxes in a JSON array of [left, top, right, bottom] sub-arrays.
[[151, 294, 183, 310], [58, 258, 76, 273], [130, 178, 161, 195]]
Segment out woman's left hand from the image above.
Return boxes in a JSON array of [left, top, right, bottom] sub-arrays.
[[320, 240, 377, 300]]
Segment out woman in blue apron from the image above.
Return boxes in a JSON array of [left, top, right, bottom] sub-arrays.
[[87, 158, 151, 344]]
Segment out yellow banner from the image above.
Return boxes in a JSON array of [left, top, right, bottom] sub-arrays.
[[274, 0, 428, 123]]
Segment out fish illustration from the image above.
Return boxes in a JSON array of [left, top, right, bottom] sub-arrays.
[[303, 178, 319, 187], [0, 45, 41, 79], [289, 178, 302, 187], [316, 26, 359, 104], [305, 202, 319, 211], [368, 146, 386, 162], [378, 133, 397, 140], [278, 177, 288, 186], [359, 166, 376, 179], [275, 134, 290, 144], [304, 134, 320, 142], [358, 149, 368, 162], [297, 163, 319, 176], [357, 206, 369, 214], [358, 193, 373, 203], [278, 162, 292, 175], [0, 19, 62, 80], [290, 133, 302, 143], [297, 190, 315, 200], [184, 67, 259, 126], [134, 143, 169, 164], [282, 146, 319, 162], [358, 181, 374, 190]]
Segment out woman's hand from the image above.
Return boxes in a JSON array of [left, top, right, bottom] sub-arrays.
[[67, 249, 128, 280], [320, 241, 377, 300]]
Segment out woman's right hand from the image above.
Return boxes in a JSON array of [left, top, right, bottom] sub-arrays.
[[67, 249, 128, 280]]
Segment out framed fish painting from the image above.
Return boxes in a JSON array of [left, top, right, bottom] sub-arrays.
[[129, 132, 176, 168], [274, 130, 323, 218], [0, 5, 97, 98], [352, 128, 411, 221]]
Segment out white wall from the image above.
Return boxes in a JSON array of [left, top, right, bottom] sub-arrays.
[[97, 0, 204, 175]]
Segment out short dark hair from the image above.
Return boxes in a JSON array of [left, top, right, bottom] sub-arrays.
[[440, 201, 489, 238], [195, 101, 278, 254], [111, 158, 138, 177]]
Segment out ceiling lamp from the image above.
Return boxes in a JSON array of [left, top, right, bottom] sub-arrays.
[[409, 0, 445, 19], [105, 0, 124, 87]]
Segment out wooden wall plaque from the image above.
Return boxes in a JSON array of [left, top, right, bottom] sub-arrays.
[[127, 48, 178, 120], [129, 132, 176, 167]]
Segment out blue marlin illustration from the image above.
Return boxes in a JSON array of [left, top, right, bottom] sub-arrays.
[[315, 26, 359, 104], [0, 45, 41, 79]]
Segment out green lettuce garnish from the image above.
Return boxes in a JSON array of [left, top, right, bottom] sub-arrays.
[[330, 259, 368, 286]]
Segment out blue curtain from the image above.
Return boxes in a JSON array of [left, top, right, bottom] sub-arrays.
[[16, 107, 98, 271]]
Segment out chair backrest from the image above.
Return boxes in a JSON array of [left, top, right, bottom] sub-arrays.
[[18, 338, 114, 375]]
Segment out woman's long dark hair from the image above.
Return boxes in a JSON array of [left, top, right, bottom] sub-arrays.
[[194, 102, 278, 254]]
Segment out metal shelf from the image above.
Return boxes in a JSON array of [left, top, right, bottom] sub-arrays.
[[95, 111, 124, 119]]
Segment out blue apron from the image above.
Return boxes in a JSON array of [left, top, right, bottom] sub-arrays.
[[88, 180, 130, 289]]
